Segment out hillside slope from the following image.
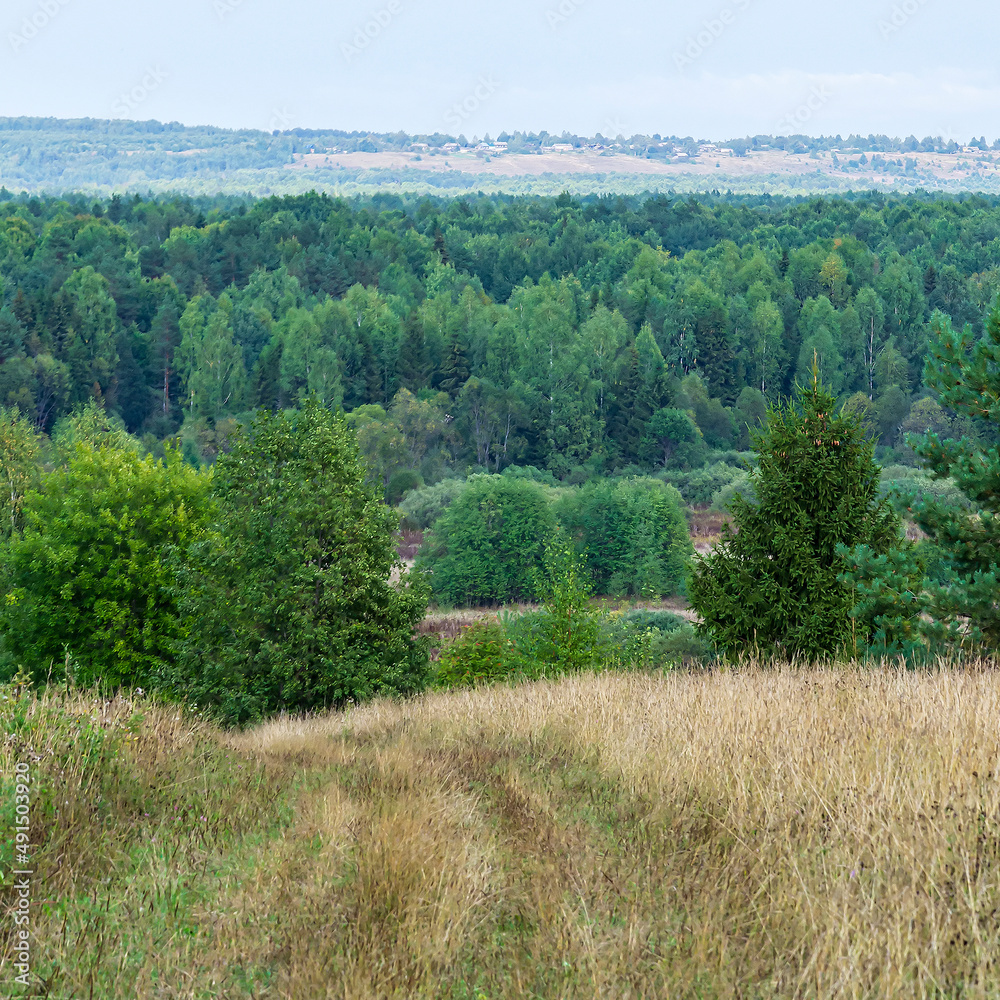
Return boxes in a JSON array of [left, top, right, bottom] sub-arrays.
[[4, 664, 1000, 997]]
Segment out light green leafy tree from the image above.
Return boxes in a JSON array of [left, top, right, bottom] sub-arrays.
[[61, 266, 119, 406], [0, 437, 213, 687], [177, 294, 247, 420], [278, 302, 343, 408]]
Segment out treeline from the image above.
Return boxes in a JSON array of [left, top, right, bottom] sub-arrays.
[[4, 187, 1000, 484], [6, 118, 1000, 195]]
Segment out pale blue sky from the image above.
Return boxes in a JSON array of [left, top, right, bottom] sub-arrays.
[[3, 0, 998, 139]]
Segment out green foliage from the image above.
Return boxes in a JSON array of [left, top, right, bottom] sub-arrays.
[[845, 304, 1000, 656], [419, 475, 555, 606], [397, 477, 467, 530], [434, 537, 604, 688], [8, 185, 1000, 483], [0, 405, 39, 539], [0, 437, 213, 689], [173, 399, 429, 723], [433, 617, 523, 689], [555, 478, 692, 599], [649, 621, 713, 664], [839, 544, 932, 662], [386, 469, 423, 506], [662, 461, 745, 506], [711, 471, 756, 511], [909, 305, 1000, 648], [531, 531, 604, 675], [598, 609, 710, 667], [501, 465, 559, 486], [690, 374, 900, 660], [50, 400, 138, 456], [878, 465, 970, 511], [619, 609, 685, 633], [643, 407, 705, 469]]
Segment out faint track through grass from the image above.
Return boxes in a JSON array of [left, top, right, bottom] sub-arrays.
[[5, 662, 1000, 997]]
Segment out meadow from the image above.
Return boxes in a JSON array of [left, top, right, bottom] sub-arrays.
[[4, 661, 1000, 998]]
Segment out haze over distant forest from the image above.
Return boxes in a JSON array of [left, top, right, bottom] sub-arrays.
[[5, 117, 1000, 198]]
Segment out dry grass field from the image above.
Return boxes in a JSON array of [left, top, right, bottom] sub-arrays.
[[4, 663, 1000, 998], [290, 148, 1000, 187]]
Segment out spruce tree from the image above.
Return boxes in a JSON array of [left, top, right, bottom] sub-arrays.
[[438, 331, 470, 399], [689, 370, 899, 660], [845, 306, 1000, 654]]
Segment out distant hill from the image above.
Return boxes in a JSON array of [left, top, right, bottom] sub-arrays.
[[3, 117, 1000, 197]]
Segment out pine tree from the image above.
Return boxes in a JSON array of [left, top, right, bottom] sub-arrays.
[[689, 369, 899, 659], [692, 299, 737, 404], [397, 310, 429, 391], [438, 331, 470, 399], [606, 345, 646, 463], [845, 305, 1000, 654]]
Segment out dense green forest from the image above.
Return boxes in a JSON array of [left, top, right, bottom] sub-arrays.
[[2, 186, 999, 489]]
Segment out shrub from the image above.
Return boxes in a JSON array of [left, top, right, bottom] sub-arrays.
[[419, 475, 555, 606], [436, 536, 603, 687], [711, 471, 755, 511], [501, 464, 559, 486], [647, 621, 712, 664], [386, 469, 423, 506], [554, 477, 692, 598], [878, 466, 970, 511], [530, 532, 603, 675], [173, 400, 430, 724], [663, 461, 745, 505], [596, 609, 686, 670], [620, 609, 685, 633], [398, 477, 467, 530], [434, 618, 523, 689]]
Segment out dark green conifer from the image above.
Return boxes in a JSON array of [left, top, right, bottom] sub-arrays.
[[438, 332, 470, 399], [845, 305, 1000, 655], [690, 369, 899, 659]]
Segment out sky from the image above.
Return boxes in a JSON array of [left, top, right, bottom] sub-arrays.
[[3, 0, 999, 140]]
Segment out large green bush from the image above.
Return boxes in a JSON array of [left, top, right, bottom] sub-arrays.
[[662, 461, 745, 505], [173, 400, 430, 723], [0, 439, 213, 689], [418, 474, 555, 606], [397, 477, 467, 529], [554, 477, 692, 598]]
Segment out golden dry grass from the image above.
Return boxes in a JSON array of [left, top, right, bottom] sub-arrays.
[[229, 662, 1000, 999], [6, 663, 1000, 997]]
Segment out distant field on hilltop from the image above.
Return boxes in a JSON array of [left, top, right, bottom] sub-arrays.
[[5, 116, 1000, 196]]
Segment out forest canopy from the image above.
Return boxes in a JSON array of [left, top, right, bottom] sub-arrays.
[[2, 186, 998, 482]]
